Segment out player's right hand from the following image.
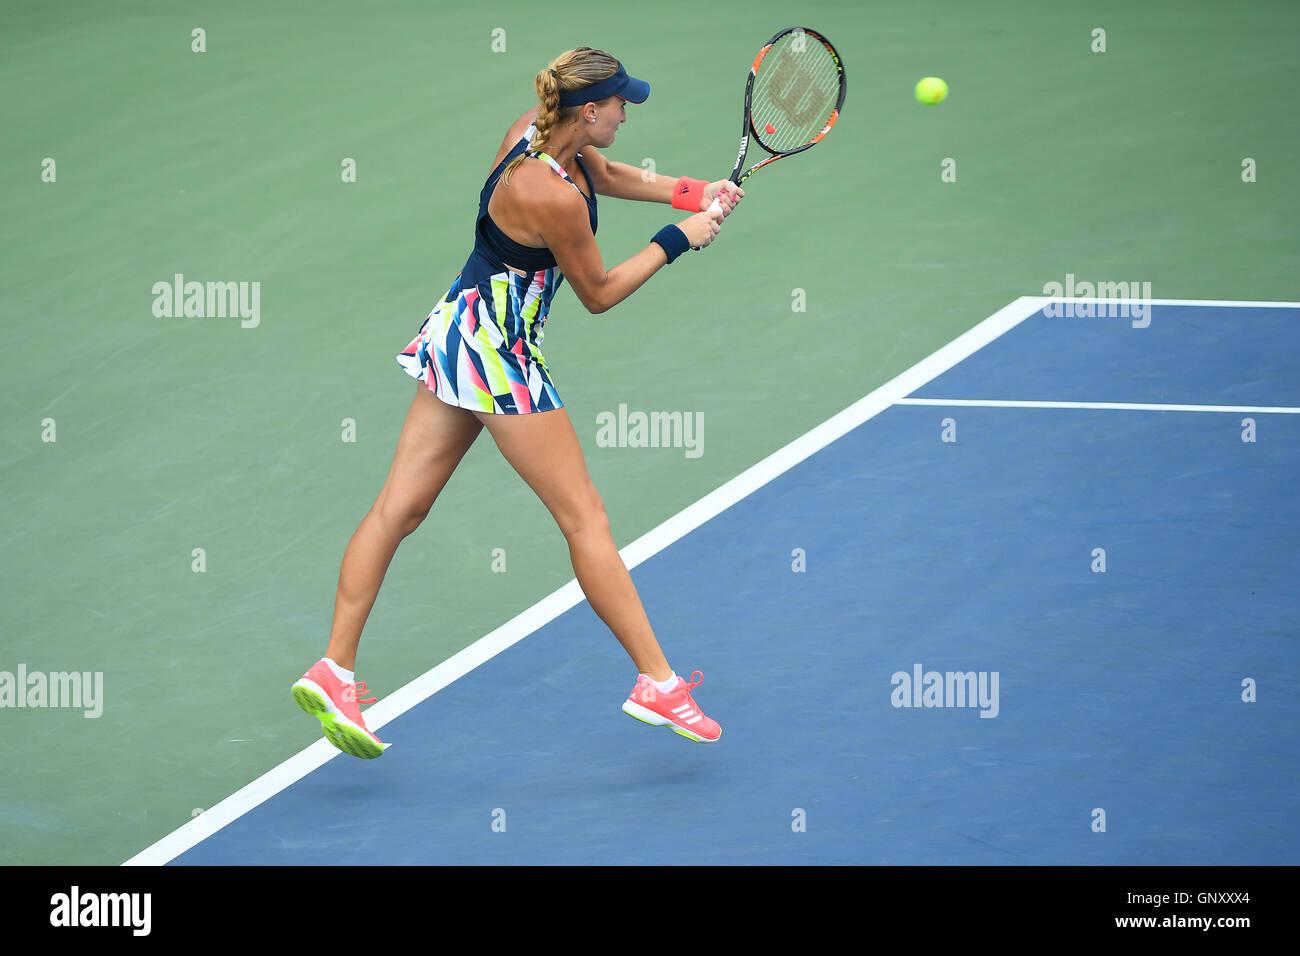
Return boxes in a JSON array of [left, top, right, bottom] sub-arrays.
[[680, 207, 724, 250], [703, 182, 743, 217]]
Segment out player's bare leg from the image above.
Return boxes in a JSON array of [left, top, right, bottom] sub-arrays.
[[324, 385, 483, 670], [471, 406, 672, 681]]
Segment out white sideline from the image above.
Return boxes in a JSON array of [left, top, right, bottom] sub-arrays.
[[122, 294, 1047, 866]]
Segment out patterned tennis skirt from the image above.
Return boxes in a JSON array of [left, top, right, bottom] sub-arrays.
[[397, 269, 564, 415]]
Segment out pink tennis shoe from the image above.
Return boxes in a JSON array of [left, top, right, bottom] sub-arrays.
[[291, 659, 389, 759], [622, 670, 721, 743]]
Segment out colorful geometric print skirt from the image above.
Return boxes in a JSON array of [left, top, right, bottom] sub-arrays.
[[397, 271, 563, 415]]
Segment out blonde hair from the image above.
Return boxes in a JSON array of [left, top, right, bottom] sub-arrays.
[[501, 47, 621, 187]]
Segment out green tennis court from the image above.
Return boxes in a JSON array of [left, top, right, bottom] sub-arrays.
[[2, 0, 1297, 866]]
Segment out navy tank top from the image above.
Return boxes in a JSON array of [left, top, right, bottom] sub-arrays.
[[459, 124, 598, 286]]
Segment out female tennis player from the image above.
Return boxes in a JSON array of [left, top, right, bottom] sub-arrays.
[[292, 47, 744, 757]]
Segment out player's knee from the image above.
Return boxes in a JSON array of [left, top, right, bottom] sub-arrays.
[[557, 492, 609, 540], [376, 491, 433, 538]]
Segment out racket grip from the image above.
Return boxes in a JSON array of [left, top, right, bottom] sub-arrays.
[[690, 197, 727, 251], [690, 196, 728, 251]]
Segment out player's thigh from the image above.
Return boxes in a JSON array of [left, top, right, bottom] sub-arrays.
[[472, 406, 606, 538], [378, 385, 484, 527]]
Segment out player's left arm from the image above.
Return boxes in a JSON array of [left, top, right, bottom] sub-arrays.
[[581, 146, 743, 211]]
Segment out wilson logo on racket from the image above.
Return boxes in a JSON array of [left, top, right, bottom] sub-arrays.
[[767, 53, 824, 125], [733, 135, 749, 169]]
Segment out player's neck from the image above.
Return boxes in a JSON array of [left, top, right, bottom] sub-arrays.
[[539, 124, 586, 169]]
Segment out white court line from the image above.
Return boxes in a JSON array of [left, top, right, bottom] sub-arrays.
[[121, 295, 1049, 866], [896, 399, 1300, 414]]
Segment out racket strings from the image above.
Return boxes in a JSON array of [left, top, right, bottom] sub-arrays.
[[750, 34, 840, 152]]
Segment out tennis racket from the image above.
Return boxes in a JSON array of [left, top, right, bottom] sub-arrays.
[[706, 26, 846, 217]]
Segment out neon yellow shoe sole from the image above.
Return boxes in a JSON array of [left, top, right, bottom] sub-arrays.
[[291, 683, 387, 759]]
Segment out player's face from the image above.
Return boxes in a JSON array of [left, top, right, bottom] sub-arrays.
[[592, 97, 626, 147]]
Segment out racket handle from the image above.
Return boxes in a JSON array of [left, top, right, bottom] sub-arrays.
[[690, 195, 730, 251]]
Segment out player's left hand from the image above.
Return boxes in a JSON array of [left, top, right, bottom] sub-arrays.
[[703, 181, 745, 216]]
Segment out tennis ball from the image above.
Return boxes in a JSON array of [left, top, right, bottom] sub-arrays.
[[915, 76, 948, 105]]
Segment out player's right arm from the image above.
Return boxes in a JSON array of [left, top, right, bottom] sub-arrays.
[[537, 186, 723, 315]]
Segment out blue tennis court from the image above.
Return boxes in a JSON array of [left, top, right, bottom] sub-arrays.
[[140, 298, 1299, 866]]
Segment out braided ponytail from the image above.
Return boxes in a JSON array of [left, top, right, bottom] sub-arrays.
[[500, 48, 620, 188]]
